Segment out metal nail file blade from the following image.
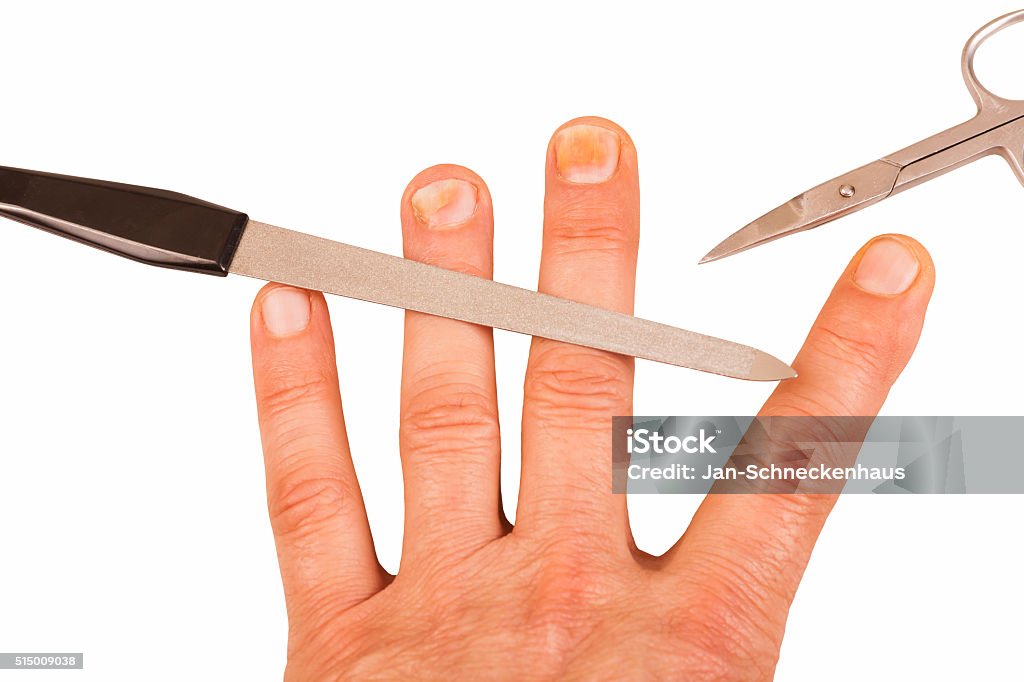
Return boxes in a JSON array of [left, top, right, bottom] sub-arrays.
[[0, 165, 795, 381], [229, 221, 795, 381]]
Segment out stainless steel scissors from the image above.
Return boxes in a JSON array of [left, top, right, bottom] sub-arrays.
[[701, 9, 1024, 264]]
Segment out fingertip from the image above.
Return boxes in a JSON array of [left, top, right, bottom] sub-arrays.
[[250, 284, 332, 349], [401, 164, 493, 230], [769, 234, 937, 416], [400, 164, 494, 273]]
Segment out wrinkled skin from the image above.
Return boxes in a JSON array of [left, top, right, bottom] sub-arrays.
[[249, 117, 935, 680]]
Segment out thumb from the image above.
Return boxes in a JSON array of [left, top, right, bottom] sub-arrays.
[[666, 234, 935, 662]]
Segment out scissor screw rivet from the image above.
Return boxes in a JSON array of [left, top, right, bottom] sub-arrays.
[[839, 184, 856, 198]]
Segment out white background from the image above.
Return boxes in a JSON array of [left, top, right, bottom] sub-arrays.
[[2, 1, 1023, 679]]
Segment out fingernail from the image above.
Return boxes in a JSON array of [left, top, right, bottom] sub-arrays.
[[262, 287, 311, 337], [854, 238, 920, 295], [554, 124, 621, 184], [411, 179, 478, 229]]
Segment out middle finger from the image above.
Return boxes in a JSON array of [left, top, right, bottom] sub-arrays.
[[517, 117, 640, 546]]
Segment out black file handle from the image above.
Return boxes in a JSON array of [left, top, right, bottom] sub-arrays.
[[0, 166, 248, 276]]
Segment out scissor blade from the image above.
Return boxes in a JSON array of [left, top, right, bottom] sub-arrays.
[[229, 220, 795, 381], [700, 160, 902, 264]]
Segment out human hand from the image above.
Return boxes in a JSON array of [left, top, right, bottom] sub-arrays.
[[249, 117, 934, 680]]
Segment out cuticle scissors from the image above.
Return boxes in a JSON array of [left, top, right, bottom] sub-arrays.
[[701, 9, 1024, 264]]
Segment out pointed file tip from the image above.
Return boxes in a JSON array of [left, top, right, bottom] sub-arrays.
[[749, 351, 798, 382]]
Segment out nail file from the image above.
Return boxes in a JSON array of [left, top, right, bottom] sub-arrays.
[[0, 165, 795, 381]]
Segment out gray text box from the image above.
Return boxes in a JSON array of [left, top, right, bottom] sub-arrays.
[[0, 653, 83, 669]]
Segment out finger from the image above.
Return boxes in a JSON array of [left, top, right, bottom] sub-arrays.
[[397, 165, 503, 565], [669, 235, 935, 634], [516, 117, 640, 544], [251, 284, 385, 624]]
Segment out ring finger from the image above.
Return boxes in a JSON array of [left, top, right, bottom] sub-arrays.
[[398, 165, 504, 567]]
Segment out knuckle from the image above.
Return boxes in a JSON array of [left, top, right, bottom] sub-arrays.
[[809, 322, 893, 383], [268, 469, 355, 540], [764, 393, 850, 420], [547, 198, 636, 258], [670, 570, 782, 680], [746, 413, 871, 474], [258, 368, 338, 422], [522, 549, 607, 657], [548, 222, 634, 259], [525, 344, 631, 424], [400, 376, 499, 457], [670, 619, 777, 682], [684, 546, 789, 633]]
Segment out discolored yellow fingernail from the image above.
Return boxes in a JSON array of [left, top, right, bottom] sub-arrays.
[[262, 287, 311, 337], [853, 238, 920, 295], [411, 179, 478, 229], [554, 124, 621, 184]]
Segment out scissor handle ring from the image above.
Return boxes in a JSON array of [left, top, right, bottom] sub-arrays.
[[962, 9, 1024, 109]]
